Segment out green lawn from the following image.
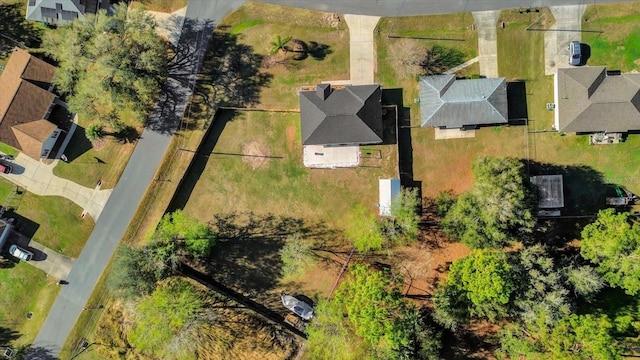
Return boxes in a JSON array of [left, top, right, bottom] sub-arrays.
[[0, 262, 59, 349], [0, 178, 93, 257], [182, 111, 397, 229], [219, 3, 350, 110], [582, 2, 640, 72]]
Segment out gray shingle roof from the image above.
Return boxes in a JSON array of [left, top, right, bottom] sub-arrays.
[[300, 84, 383, 145], [26, 0, 93, 25], [555, 66, 640, 133], [419, 75, 508, 128]]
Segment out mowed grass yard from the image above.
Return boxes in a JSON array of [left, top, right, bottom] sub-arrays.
[[0, 263, 59, 348], [183, 111, 398, 231], [582, 2, 640, 72], [220, 3, 350, 110]]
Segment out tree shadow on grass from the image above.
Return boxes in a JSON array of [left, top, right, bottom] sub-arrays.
[[204, 212, 336, 307], [528, 161, 609, 216], [0, 326, 19, 344], [193, 30, 272, 111], [0, 3, 43, 55]]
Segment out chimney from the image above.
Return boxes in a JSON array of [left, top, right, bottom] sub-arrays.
[[316, 83, 331, 100]]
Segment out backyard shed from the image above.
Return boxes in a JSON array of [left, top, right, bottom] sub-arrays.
[[379, 178, 401, 216], [530, 175, 564, 209]]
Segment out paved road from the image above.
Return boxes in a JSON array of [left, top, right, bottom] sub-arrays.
[[258, 0, 624, 17], [28, 0, 244, 357]]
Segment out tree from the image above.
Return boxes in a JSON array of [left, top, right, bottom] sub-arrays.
[[129, 278, 205, 358], [435, 250, 514, 322], [269, 35, 292, 55], [387, 187, 421, 244], [346, 205, 386, 252], [85, 123, 105, 142], [106, 245, 162, 299], [42, 4, 168, 125], [154, 210, 216, 259], [419, 45, 466, 75], [279, 233, 316, 278], [565, 265, 605, 298], [513, 245, 572, 326], [580, 209, 640, 295], [434, 190, 455, 218], [442, 157, 536, 248], [306, 300, 360, 360], [498, 312, 621, 360]]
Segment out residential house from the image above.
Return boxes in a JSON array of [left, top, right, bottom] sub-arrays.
[[300, 83, 383, 146], [0, 48, 65, 160], [26, 0, 105, 25], [419, 74, 508, 129], [554, 66, 640, 133]]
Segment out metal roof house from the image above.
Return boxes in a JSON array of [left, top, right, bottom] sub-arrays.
[[26, 0, 103, 25], [299, 84, 383, 146], [419, 75, 508, 129], [530, 175, 564, 215], [379, 178, 401, 216], [554, 66, 640, 133]]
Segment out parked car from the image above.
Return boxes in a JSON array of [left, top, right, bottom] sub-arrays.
[[281, 294, 314, 320], [9, 244, 33, 261], [569, 41, 581, 66], [0, 163, 12, 174]]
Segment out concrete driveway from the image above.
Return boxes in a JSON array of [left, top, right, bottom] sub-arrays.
[[344, 15, 380, 85], [473, 10, 500, 78], [545, 5, 587, 75], [6, 231, 73, 280], [0, 153, 112, 221]]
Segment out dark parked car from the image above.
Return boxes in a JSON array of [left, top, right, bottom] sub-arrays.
[[0, 162, 12, 174], [9, 244, 33, 261], [569, 41, 581, 66]]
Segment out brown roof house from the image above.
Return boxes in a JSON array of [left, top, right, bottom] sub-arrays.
[[0, 48, 65, 160], [554, 66, 640, 133], [299, 84, 383, 168]]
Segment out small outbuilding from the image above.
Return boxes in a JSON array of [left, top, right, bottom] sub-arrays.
[[530, 175, 564, 216], [379, 178, 401, 216]]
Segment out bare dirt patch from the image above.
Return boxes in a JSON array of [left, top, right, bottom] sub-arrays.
[[285, 125, 296, 152], [242, 140, 271, 169], [90, 138, 107, 151]]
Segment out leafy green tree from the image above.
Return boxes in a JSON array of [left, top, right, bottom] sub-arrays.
[[436, 250, 514, 323], [498, 312, 621, 360], [387, 187, 421, 244], [129, 279, 204, 358], [391, 306, 442, 360], [85, 123, 105, 142], [513, 245, 572, 326], [306, 300, 360, 360], [346, 205, 386, 252], [106, 245, 161, 299], [565, 265, 605, 298], [269, 35, 292, 55], [442, 157, 535, 248], [336, 265, 406, 346], [434, 190, 455, 218], [154, 210, 216, 258], [580, 209, 640, 295], [432, 283, 470, 330], [43, 4, 168, 124], [279, 233, 316, 278]]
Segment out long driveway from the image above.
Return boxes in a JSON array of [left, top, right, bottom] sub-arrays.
[[28, 0, 244, 357], [29, 0, 634, 358]]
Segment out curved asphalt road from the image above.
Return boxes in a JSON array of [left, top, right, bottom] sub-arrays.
[[29, 0, 633, 358]]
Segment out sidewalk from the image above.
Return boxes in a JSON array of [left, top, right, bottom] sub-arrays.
[[0, 154, 112, 221]]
